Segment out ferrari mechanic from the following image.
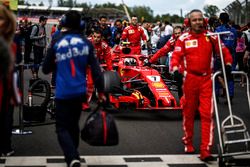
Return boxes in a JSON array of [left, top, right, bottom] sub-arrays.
[[147, 26, 183, 98], [121, 16, 147, 54], [171, 9, 233, 162], [83, 29, 113, 111]]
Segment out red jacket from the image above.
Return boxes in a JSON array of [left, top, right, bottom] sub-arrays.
[[121, 25, 147, 46], [88, 37, 112, 71], [171, 30, 233, 75]]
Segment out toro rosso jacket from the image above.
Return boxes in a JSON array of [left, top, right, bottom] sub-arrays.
[[42, 30, 104, 99]]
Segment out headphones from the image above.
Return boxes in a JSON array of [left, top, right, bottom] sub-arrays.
[[60, 14, 67, 27], [59, 11, 82, 29], [183, 9, 208, 28]]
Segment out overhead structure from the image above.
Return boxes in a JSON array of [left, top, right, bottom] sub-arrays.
[[223, 0, 249, 25]]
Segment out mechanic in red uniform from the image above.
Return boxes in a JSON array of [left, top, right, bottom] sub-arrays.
[[147, 26, 184, 98], [121, 16, 147, 54], [171, 9, 233, 162], [149, 26, 182, 64], [83, 29, 112, 110], [88, 29, 112, 71]]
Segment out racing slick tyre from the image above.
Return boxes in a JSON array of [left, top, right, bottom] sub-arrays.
[[28, 79, 51, 107], [103, 71, 121, 93], [23, 79, 51, 122]]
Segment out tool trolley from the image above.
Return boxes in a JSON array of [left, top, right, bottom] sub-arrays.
[[210, 32, 250, 166]]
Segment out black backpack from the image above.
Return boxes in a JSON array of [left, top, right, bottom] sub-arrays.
[[81, 105, 119, 146], [29, 24, 39, 40]]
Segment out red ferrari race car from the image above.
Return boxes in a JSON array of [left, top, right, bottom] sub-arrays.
[[103, 43, 182, 112]]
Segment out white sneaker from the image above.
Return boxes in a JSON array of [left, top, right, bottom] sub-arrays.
[[69, 159, 81, 167]]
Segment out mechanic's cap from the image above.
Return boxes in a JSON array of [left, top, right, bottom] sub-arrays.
[[39, 15, 48, 22]]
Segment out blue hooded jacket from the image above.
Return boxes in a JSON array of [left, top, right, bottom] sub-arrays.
[[42, 31, 103, 99], [215, 24, 237, 51]]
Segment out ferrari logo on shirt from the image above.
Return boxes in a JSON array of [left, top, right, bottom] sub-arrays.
[[185, 39, 198, 48], [128, 30, 135, 34]]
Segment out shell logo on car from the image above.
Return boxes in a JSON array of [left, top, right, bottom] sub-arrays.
[[152, 82, 165, 88]]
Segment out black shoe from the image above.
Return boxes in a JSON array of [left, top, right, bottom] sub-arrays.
[[200, 155, 216, 162], [184, 145, 195, 154], [1, 149, 15, 156]]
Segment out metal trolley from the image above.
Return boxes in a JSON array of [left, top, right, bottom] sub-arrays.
[[211, 32, 250, 166]]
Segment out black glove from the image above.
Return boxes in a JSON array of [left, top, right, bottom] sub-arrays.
[[173, 70, 182, 83], [141, 44, 146, 50], [225, 65, 233, 80]]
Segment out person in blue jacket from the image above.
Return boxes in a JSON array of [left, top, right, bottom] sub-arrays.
[[215, 12, 237, 103], [42, 10, 104, 167]]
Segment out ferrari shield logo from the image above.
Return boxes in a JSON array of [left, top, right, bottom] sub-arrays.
[[205, 36, 210, 42], [120, 69, 124, 76]]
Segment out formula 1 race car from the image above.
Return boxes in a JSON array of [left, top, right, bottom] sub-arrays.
[[103, 43, 182, 112]]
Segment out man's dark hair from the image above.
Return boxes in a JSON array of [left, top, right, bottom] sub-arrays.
[[219, 12, 230, 24], [164, 20, 170, 25], [92, 28, 102, 35], [39, 15, 47, 22], [99, 15, 107, 20], [64, 10, 81, 29], [174, 26, 182, 30], [115, 19, 122, 24]]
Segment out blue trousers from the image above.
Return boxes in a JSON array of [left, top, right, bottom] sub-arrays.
[[215, 77, 234, 97], [55, 96, 85, 166]]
